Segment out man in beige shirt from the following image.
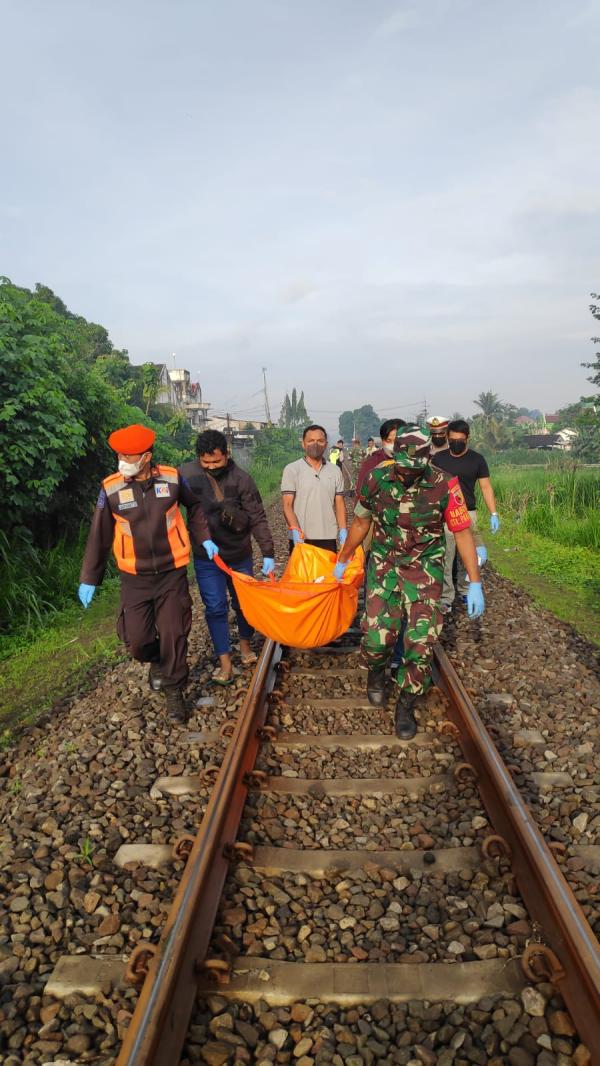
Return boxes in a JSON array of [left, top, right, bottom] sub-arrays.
[[281, 425, 348, 554]]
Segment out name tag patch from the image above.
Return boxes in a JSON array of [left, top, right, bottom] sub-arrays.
[[155, 482, 170, 498], [118, 489, 135, 504]]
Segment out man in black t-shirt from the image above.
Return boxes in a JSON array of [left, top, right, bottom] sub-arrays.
[[433, 419, 500, 611]]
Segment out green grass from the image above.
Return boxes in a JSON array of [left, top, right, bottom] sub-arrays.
[[484, 518, 600, 645], [0, 580, 122, 742], [0, 525, 116, 651], [250, 455, 297, 502], [478, 464, 600, 645], [483, 466, 600, 552], [488, 447, 567, 467]]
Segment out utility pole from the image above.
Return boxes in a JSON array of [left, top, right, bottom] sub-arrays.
[[225, 412, 233, 453], [262, 367, 272, 425]]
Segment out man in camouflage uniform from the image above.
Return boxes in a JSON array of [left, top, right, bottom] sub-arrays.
[[334, 424, 484, 739]]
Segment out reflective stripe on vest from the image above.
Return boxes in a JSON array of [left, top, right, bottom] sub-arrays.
[[165, 501, 191, 569], [113, 513, 137, 574]]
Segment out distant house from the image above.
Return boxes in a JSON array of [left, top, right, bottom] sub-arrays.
[[152, 363, 211, 430], [545, 413, 561, 425], [515, 415, 535, 426], [523, 429, 577, 451]]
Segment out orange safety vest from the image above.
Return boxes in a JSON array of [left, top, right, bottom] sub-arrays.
[[103, 465, 191, 576]]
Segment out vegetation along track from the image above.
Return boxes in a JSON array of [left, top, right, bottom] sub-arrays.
[[37, 624, 599, 1065]]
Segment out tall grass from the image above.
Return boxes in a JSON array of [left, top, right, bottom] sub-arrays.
[[489, 448, 567, 467], [250, 454, 299, 502], [485, 467, 600, 552], [0, 526, 110, 646]]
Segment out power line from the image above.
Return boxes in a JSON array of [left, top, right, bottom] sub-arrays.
[[262, 367, 272, 424]]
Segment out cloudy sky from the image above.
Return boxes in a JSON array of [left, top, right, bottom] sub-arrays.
[[2, 0, 599, 431]]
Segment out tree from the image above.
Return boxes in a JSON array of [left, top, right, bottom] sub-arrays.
[[469, 416, 513, 452], [0, 278, 191, 544], [278, 387, 309, 429], [339, 405, 380, 442], [583, 293, 600, 391], [473, 391, 504, 419], [142, 362, 161, 415], [252, 425, 301, 465]]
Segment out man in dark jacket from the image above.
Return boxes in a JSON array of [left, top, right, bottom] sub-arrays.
[[179, 429, 275, 684], [78, 423, 214, 722]]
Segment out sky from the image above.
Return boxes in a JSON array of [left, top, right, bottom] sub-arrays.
[[2, 0, 600, 435]]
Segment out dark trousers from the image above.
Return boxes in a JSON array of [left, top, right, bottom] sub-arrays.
[[117, 568, 192, 689], [193, 555, 254, 655], [288, 537, 338, 556]]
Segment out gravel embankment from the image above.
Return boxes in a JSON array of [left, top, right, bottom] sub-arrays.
[[1, 498, 598, 1065]]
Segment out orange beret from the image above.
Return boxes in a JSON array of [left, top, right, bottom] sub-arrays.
[[108, 424, 156, 454]]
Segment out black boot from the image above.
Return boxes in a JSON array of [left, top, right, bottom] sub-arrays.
[[367, 668, 387, 707], [148, 662, 162, 692], [164, 687, 189, 724], [394, 694, 417, 739]]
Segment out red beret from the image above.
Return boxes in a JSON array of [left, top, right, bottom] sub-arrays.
[[108, 424, 156, 454]]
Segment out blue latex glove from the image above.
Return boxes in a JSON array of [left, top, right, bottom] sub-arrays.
[[490, 513, 500, 533], [467, 581, 485, 618], [476, 545, 488, 566], [338, 528, 348, 545], [78, 583, 96, 608], [291, 528, 303, 545], [333, 561, 348, 581], [261, 557, 275, 576], [203, 539, 219, 560]]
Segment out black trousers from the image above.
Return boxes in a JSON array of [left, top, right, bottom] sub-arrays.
[[288, 537, 339, 556], [117, 568, 193, 689]]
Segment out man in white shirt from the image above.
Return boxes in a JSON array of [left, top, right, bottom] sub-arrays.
[[281, 425, 348, 554]]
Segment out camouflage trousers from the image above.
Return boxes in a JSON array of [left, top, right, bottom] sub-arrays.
[[361, 558, 443, 696]]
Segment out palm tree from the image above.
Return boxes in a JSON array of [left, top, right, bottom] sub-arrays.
[[473, 391, 504, 419]]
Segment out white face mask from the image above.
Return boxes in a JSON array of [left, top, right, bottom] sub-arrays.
[[382, 442, 394, 456], [119, 456, 146, 478]]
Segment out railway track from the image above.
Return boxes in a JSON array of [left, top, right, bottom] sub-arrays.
[[43, 628, 600, 1065]]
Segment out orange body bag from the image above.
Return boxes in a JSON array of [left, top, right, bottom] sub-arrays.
[[214, 543, 365, 649]]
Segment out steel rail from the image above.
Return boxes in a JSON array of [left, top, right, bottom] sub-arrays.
[[116, 637, 280, 1066], [434, 644, 600, 1060], [116, 638, 600, 1065]]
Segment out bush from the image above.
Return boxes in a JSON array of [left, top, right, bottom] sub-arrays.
[[0, 278, 198, 641]]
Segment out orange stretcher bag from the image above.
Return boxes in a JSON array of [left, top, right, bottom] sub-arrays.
[[214, 543, 365, 648]]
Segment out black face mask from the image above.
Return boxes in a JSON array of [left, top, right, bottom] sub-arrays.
[[431, 434, 447, 447], [203, 464, 228, 479], [448, 440, 467, 455]]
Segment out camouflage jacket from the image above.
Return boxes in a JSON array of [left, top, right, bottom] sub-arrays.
[[356, 460, 470, 568]]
